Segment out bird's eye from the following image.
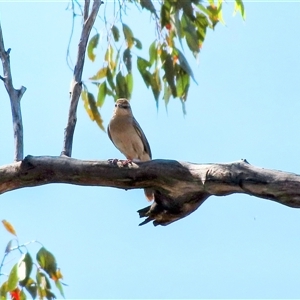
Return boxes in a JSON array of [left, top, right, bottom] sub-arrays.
[[115, 104, 117, 107]]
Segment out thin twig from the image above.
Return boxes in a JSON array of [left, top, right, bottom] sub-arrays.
[[0, 22, 26, 161], [61, 0, 103, 157]]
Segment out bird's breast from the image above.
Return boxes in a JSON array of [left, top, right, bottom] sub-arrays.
[[109, 116, 148, 161]]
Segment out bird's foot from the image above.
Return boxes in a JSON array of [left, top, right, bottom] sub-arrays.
[[108, 158, 133, 167], [108, 158, 119, 165]]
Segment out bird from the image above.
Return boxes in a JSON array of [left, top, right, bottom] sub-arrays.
[[107, 98, 154, 201]]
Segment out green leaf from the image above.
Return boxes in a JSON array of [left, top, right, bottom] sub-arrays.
[[20, 289, 26, 300], [174, 10, 184, 49], [178, 0, 195, 21], [175, 48, 197, 84], [149, 41, 157, 66], [234, 0, 245, 19], [45, 289, 56, 300], [163, 81, 172, 107], [7, 264, 19, 291], [36, 271, 52, 299], [87, 92, 106, 131], [195, 12, 209, 43], [123, 48, 132, 73], [82, 89, 94, 120], [24, 278, 37, 299], [137, 57, 152, 88], [89, 67, 107, 80], [122, 24, 134, 48], [97, 82, 107, 107], [106, 67, 116, 90], [176, 71, 190, 101], [126, 73, 133, 99], [162, 53, 177, 97], [19, 253, 33, 286], [106, 86, 114, 97], [150, 69, 161, 101], [181, 14, 200, 57], [134, 38, 142, 50], [0, 281, 8, 299], [55, 280, 65, 298], [87, 33, 99, 62], [139, 0, 158, 17], [36, 247, 57, 278], [105, 45, 114, 70], [160, 3, 170, 29], [111, 25, 120, 42], [116, 71, 128, 98]]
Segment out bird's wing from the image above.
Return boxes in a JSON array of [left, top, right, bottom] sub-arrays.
[[133, 117, 152, 159], [107, 125, 116, 148]]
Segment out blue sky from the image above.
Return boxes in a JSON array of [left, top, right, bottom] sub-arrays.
[[1, 1, 300, 299]]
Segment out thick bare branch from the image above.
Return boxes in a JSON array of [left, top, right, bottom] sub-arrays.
[[1, 156, 300, 226], [0, 22, 26, 161], [61, 0, 102, 157]]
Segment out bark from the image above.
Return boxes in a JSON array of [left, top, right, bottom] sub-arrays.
[[1, 156, 299, 226]]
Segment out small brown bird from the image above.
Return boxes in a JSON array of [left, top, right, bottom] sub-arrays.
[[108, 98, 154, 201]]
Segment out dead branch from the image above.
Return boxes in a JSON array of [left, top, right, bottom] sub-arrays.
[[61, 0, 103, 157], [1, 156, 300, 226], [0, 22, 26, 161]]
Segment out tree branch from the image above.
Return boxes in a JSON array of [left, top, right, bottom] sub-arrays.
[[1, 156, 300, 226], [61, 0, 102, 157], [0, 22, 26, 161]]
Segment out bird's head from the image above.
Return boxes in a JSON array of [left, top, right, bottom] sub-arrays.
[[114, 98, 132, 116]]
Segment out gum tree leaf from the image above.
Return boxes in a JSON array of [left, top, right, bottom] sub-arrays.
[[55, 280, 64, 298], [126, 73, 133, 99], [87, 33, 99, 62], [97, 82, 107, 107], [36, 247, 57, 278], [150, 69, 161, 101], [163, 81, 172, 106], [234, 0, 246, 19], [19, 253, 33, 286], [123, 48, 132, 73], [87, 93, 106, 131], [2, 220, 17, 236], [111, 25, 120, 42], [89, 67, 107, 80], [106, 67, 116, 90], [175, 48, 197, 84], [176, 71, 190, 101], [139, 0, 158, 17], [137, 57, 152, 87], [105, 45, 114, 70], [122, 24, 134, 48], [0, 281, 8, 299], [24, 278, 37, 299], [134, 38, 142, 50], [149, 41, 157, 66], [7, 264, 19, 291], [116, 71, 128, 98], [162, 53, 177, 97]]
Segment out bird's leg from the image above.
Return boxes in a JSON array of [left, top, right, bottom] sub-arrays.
[[121, 159, 133, 166]]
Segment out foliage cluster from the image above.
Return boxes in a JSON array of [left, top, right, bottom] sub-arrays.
[[0, 221, 64, 300], [80, 0, 245, 128]]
